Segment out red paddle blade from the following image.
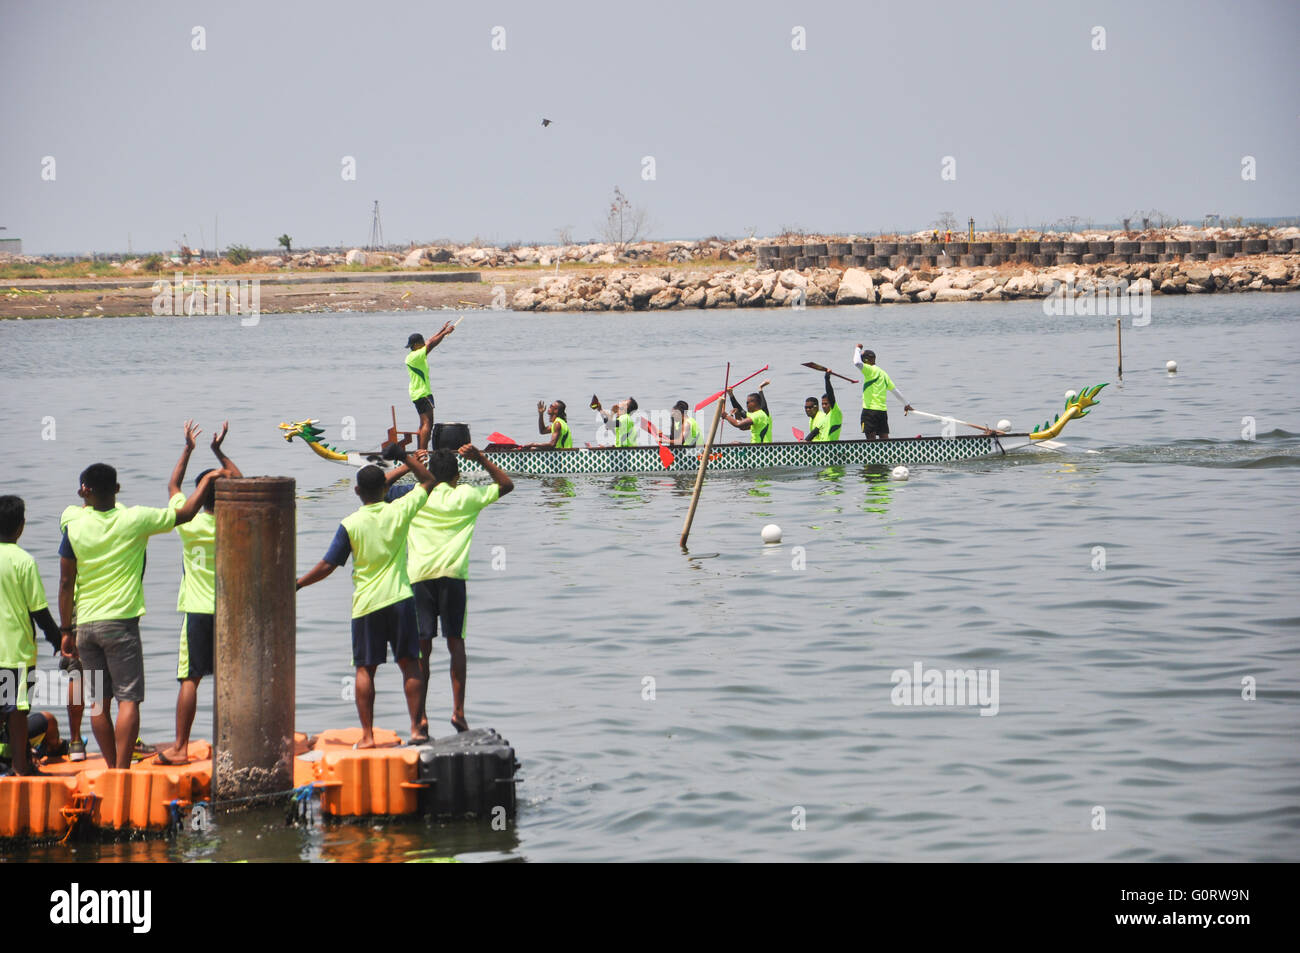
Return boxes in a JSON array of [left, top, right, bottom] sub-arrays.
[[792, 427, 805, 441], [657, 444, 674, 468], [695, 364, 769, 411], [488, 432, 516, 445]]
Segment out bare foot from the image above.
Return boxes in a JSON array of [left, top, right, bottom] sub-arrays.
[[450, 714, 469, 733], [156, 747, 190, 765], [353, 735, 377, 750]]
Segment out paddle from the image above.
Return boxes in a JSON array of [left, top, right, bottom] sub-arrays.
[[906, 409, 1006, 436], [696, 364, 768, 411], [487, 431, 516, 445], [792, 426, 805, 441], [802, 361, 856, 383], [637, 418, 675, 468]]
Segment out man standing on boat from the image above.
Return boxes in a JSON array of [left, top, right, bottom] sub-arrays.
[[853, 346, 913, 440], [591, 396, 639, 447], [529, 400, 573, 449], [406, 322, 456, 451], [668, 401, 701, 446], [723, 385, 773, 443], [295, 451, 439, 748], [382, 445, 513, 735]]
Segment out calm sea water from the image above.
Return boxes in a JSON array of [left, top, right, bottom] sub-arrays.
[[2, 294, 1298, 862]]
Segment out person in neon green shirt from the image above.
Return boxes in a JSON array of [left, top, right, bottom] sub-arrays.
[[296, 450, 438, 747], [853, 345, 914, 440], [384, 443, 513, 734], [1, 496, 63, 776], [591, 395, 639, 447], [529, 399, 573, 449], [668, 401, 701, 446], [803, 371, 843, 442], [157, 420, 244, 766], [405, 321, 456, 451], [723, 383, 773, 443], [58, 463, 222, 769]]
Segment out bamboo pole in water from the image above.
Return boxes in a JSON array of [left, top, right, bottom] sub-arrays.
[[679, 394, 727, 548], [1116, 317, 1123, 381]]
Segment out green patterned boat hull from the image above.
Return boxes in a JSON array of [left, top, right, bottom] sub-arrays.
[[457, 436, 1003, 476]]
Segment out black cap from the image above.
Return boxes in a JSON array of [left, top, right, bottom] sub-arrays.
[[863, 348, 876, 361], [407, 333, 425, 348]]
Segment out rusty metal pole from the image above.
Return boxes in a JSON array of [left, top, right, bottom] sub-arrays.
[[213, 477, 296, 802]]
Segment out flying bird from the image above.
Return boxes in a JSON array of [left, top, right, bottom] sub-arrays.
[[541, 118, 552, 127]]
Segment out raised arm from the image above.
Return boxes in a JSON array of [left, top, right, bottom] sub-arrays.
[[210, 421, 243, 478], [425, 320, 455, 352], [536, 401, 550, 436], [383, 449, 428, 486], [397, 446, 438, 494], [168, 419, 201, 499], [824, 371, 837, 408], [460, 444, 513, 498], [853, 344, 865, 369]]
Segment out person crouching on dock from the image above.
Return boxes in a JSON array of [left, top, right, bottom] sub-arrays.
[[529, 400, 572, 449], [295, 450, 439, 748]]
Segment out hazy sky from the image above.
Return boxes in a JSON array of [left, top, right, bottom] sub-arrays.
[[2, 0, 1297, 254]]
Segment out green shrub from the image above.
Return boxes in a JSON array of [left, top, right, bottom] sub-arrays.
[[225, 244, 252, 265]]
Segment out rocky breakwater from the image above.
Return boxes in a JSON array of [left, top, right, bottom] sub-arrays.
[[510, 257, 1300, 312]]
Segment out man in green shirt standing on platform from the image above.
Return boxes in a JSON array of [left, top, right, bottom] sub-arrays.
[[296, 450, 439, 748], [853, 345, 914, 440], [58, 463, 222, 769], [157, 420, 243, 766], [383, 444, 512, 735], [406, 321, 456, 451]]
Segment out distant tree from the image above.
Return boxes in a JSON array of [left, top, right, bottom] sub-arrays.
[[277, 234, 292, 254], [225, 244, 252, 265], [142, 253, 164, 272], [933, 211, 958, 233], [599, 186, 649, 249], [990, 212, 1011, 238], [554, 225, 574, 246]]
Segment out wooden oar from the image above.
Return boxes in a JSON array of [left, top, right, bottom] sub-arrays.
[[452, 314, 466, 328], [907, 409, 1006, 436], [801, 361, 856, 383], [637, 417, 675, 468], [695, 364, 767, 411]]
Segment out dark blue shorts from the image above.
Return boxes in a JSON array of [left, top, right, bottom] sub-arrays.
[[413, 578, 467, 641], [351, 597, 421, 667], [178, 613, 214, 680]]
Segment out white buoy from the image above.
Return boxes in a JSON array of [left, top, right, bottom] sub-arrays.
[[1166, 360, 1177, 373], [996, 419, 1012, 432], [890, 466, 910, 481], [1064, 389, 1077, 402], [761, 523, 782, 544]]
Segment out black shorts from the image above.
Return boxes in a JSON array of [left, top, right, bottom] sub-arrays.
[[412, 578, 467, 642], [0, 667, 36, 714], [861, 408, 890, 437], [351, 597, 421, 667], [178, 612, 214, 680], [413, 396, 435, 418]]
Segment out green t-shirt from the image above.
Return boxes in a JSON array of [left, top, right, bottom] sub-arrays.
[[860, 365, 895, 411], [748, 409, 772, 443], [808, 409, 827, 440], [818, 405, 843, 442], [682, 417, 701, 446], [406, 483, 501, 583], [0, 542, 47, 669], [60, 503, 123, 608], [614, 413, 636, 447], [63, 506, 176, 625], [340, 485, 428, 618], [406, 348, 432, 401], [553, 417, 573, 449], [170, 492, 215, 614]]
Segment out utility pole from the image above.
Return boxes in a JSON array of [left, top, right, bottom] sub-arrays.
[[368, 200, 384, 250]]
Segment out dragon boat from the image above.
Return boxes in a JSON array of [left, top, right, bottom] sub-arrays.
[[279, 384, 1107, 477]]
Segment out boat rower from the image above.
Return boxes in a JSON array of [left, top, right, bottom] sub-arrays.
[[590, 395, 639, 447], [723, 385, 772, 443], [529, 400, 573, 449], [668, 401, 700, 446], [803, 371, 842, 442]]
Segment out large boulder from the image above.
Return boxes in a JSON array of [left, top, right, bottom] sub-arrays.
[[628, 274, 668, 307], [649, 287, 681, 309], [835, 268, 876, 304], [402, 248, 429, 268], [345, 249, 368, 266], [877, 282, 901, 303], [933, 288, 977, 302]]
